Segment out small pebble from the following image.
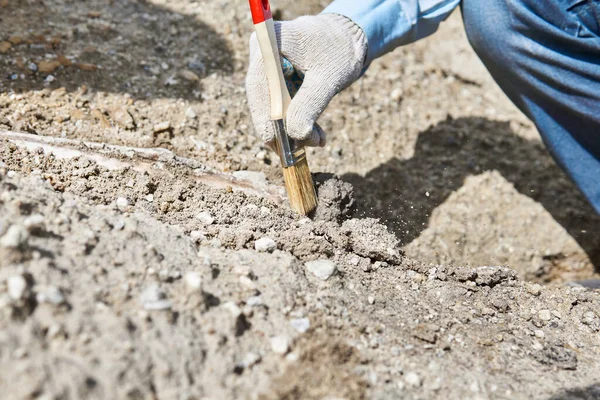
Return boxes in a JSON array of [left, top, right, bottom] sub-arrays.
[[23, 214, 45, 231], [405, 372, 421, 387], [254, 237, 276, 252], [185, 107, 197, 119], [368, 295, 375, 305], [184, 272, 202, 291], [305, 260, 337, 280], [153, 121, 171, 133], [7, 275, 28, 300], [526, 283, 542, 296], [196, 211, 215, 225], [270, 336, 290, 354], [239, 275, 257, 290], [37, 286, 65, 305], [190, 230, 206, 242], [223, 301, 242, 317], [140, 285, 171, 311], [246, 296, 263, 306], [290, 317, 310, 333], [0, 225, 29, 248], [538, 310, 552, 321], [534, 330, 545, 338], [116, 197, 129, 210]]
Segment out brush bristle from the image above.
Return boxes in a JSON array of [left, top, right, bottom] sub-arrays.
[[282, 157, 317, 215]]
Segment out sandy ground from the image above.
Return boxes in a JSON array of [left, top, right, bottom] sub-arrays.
[[1, 0, 600, 399]]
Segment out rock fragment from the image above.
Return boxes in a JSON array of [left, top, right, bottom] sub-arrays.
[[116, 197, 129, 210], [153, 121, 171, 133], [37, 286, 65, 305], [0, 41, 11, 53], [23, 214, 45, 232], [140, 285, 171, 311], [305, 260, 337, 280], [538, 310, 552, 321], [184, 272, 202, 291], [0, 225, 29, 248], [7, 275, 29, 300], [254, 237, 276, 252], [196, 211, 215, 225], [179, 69, 200, 82], [290, 317, 310, 333], [405, 372, 421, 387], [270, 336, 290, 355], [38, 60, 61, 73]]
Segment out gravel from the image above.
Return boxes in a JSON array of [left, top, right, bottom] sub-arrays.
[[196, 211, 215, 225], [290, 317, 310, 333], [7, 275, 28, 300], [0, 225, 29, 248], [254, 237, 276, 252], [270, 336, 290, 355], [305, 260, 337, 280], [140, 285, 172, 311], [405, 372, 422, 387], [184, 272, 202, 291]]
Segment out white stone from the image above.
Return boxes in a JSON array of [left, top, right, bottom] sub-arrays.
[[196, 211, 215, 225], [223, 301, 242, 317], [153, 121, 171, 133], [270, 336, 290, 354], [305, 260, 337, 280], [190, 230, 206, 242], [0, 225, 29, 248], [37, 286, 65, 305], [7, 275, 28, 300], [290, 317, 310, 333], [185, 107, 197, 119], [23, 214, 45, 231], [116, 197, 129, 210], [246, 296, 263, 306], [140, 285, 171, 311], [405, 372, 421, 387], [254, 237, 276, 252], [239, 275, 257, 290], [538, 309, 552, 321], [534, 329, 545, 338], [184, 272, 202, 290]]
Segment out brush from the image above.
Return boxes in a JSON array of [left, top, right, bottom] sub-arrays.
[[249, 0, 318, 215]]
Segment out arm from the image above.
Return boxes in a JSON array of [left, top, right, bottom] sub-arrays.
[[323, 0, 461, 64]]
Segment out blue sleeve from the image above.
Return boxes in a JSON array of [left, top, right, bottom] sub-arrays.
[[322, 0, 461, 64]]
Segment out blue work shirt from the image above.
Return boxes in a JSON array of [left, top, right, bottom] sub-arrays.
[[323, 0, 460, 64]]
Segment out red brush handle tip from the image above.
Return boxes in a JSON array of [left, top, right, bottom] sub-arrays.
[[249, 0, 272, 24]]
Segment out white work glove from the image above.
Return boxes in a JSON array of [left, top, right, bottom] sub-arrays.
[[246, 13, 367, 147]]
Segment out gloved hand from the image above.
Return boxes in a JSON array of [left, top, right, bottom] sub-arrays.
[[246, 13, 367, 147]]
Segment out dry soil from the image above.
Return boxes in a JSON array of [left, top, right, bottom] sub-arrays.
[[1, 1, 599, 399]]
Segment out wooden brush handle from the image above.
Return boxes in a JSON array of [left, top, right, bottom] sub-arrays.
[[249, 0, 292, 121]]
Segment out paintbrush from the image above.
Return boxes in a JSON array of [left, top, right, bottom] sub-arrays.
[[249, 0, 318, 215]]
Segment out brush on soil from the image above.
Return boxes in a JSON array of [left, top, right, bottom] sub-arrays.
[[249, 0, 318, 215]]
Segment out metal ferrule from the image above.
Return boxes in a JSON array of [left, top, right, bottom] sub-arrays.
[[273, 119, 306, 168]]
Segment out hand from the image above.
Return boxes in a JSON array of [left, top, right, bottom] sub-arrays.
[[246, 13, 367, 147]]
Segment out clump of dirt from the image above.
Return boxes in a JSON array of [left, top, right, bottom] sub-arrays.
[[312, 173, 356, 223]]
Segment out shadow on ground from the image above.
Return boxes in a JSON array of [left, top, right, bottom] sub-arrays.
[[343, 117, 600, 270], [549, 384, 600, 400], [0, 0, 233, 100]]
